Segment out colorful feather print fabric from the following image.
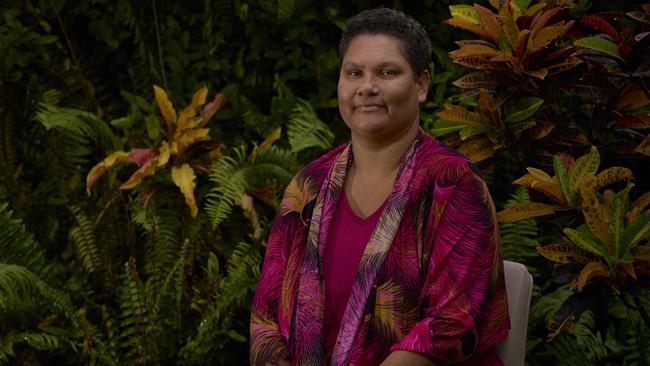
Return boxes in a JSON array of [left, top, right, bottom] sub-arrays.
[[250, 131, 509, 366]]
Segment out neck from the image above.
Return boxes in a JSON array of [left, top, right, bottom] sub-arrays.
[[349, 122, 419, 179]]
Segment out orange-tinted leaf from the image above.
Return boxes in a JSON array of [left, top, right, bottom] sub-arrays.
[[444, 18, 494, 40], [497, 202, 556, 222], [453, 72, 504, 89], [452, 56, 501, 70], [573, 261, 610, 291], [153, 85, 177, 126], [627, 192, 650, 224], [176, 128, 211, 154], [528, 24, 570, 52], [612, 85, 649, 111], [634, 134, 650, 157], [524, 2, 548, 17], [537, 243, 595, 263], [530, 7, 564, 36], [633, 245, 650, 261], [178, 86, 208, 130], [200, 92, 227, 124], [615, 115, 650, 129], [86, 151, 128, 195], [618, 262, 637, 279], [499, 2, 520, 50], [435, 105, 482, 126], [157, 141, 171, 167], [449, 44, 499, 58], [593, 167, 634, 191], [120, 157, 159, 190], [475, 4, 501, 42], [545, 57, 583, 76], [525, 68, 548, 79], [457, 137, 495, 163], [171, 164, 198, 217], [527, 119, 556, 139]]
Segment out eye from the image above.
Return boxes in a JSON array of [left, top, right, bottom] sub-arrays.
[[380, 69, 398, 78], [346, 69, 362, 79]]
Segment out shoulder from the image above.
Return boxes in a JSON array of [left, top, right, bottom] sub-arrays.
[[414, 133, 480, 187]]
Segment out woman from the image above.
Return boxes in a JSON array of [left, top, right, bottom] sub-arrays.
[[250, 8, 509, 366]]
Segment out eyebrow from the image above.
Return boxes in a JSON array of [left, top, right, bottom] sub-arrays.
[[341, 61, 402, 69]]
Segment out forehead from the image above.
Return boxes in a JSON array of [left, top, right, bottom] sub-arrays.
[[342, 34, 408, 65]]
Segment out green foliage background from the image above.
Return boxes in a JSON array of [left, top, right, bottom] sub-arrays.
[[0, 0, 648, 365]]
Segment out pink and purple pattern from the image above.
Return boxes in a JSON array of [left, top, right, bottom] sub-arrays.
[[250, 131, 509, 366]]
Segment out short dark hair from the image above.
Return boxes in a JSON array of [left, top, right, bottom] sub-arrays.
[[338, 8, 431, 77]]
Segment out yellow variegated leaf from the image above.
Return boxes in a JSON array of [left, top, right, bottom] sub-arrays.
[[436, 105, 483, 127], [546, 57, 583, 76], [449, 44, 499, 58], [444, 18, 493, 40], [153, 85, 177, 127], [178, 86, 208, 130], [569, 146, 600, 192], [457, 137, 495, 163], [259, 127, 282, 151], [634, 134, 650, 157], [475, 4, 501, 42], [578, 182, 611, 248], [525, 68, 548, 80], [593, 167, 633, 191], [537, 243, 595, 264], [528, 24, 570, 53], [497, 202, 556, 222], [527, 167, 553, 181], [499, 2, 520, 50], [86, 151, 129, 195], [240, 194, 262, 239], [120, 157, 159, 190], [449, 4, 481, 24], [176, 128, 211, 153], [524, 3, 548, 17], [573, 261, 610, 292], [633, 245, 650, 261], [158, 141, 171, 167], [171, 164, 198, 217], [452, 56, 499, 70], [527, 119, 555, 139], [627, 192, 650, 224]]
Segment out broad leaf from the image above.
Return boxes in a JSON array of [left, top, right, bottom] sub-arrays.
[[579, 182, 611, 247], [177, 86, 208, 130], [475, 4, 500, 42], [171, 164, 198, 217], [435, 105, 482, 126], [611, 183, 633, 258], [444, 19, 493, 40], [86, 151, 128, 195], [430, 119, 466, 137], [120, 157, 159, 190], [505, 97, 544, 123], [593, 167, 633, 191], [537, 243, 595, 264], [452, 72, 503, 89], [153, 85, 177, 127], [574, 261, 610, 292], [553, 155, 575, 205], [497, 202, 555, 222], [627, 192, 650, 224], [564, 227, 609, 259], [449, 5, 481, 24], [574, 37, 625, 61], [634, 134, 650, 157], [569, 146, 600, 192], [620, 211, 650, 254], [457, 137, 495, 162]]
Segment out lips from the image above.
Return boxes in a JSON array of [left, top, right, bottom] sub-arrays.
[[354, 104, 385, 112]]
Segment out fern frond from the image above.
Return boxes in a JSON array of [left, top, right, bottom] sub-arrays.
[[117, 257, 152, 363], [287, 98, 334, 153], [205, 145, 297, 228], [69, 205, 102, 276], [499, 187, 541, 265], [0, 203, 50, 277], [34, 103, 115, 152], [0, 330, 66, 364], [0, 106, 17, 171], [76, 308, 118, 366], [0, 264, 77, 326]]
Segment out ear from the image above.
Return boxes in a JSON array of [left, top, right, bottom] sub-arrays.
[[416, 69, 430, 103]]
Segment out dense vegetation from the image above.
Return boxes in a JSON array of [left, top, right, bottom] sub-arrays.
[[1, 0, 648, 364]]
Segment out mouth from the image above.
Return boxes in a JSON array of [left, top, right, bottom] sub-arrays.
[[354, 104, 385, 112]]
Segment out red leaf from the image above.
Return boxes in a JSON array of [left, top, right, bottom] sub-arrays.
[[127, 148, 159, 166], [580, 15, 624, 45]]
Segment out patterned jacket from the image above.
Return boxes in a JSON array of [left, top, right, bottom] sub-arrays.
[[250, 132, 509, 365]]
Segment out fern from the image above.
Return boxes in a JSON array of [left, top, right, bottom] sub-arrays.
[[0, 331, 66, 365], [117, 257, 152, 363], [205, 145, 298, 228], [499, 187, 541, 265], [69, 205, 102, 277], [287, 98, 334, 153], [0, 203, 50, 277]]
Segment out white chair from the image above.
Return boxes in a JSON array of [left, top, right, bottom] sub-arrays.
[[496, 260, 533, 366]]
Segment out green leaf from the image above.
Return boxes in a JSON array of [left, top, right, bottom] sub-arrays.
[[460, 125, 488, 140], [620, 211, 650, 253], [554, 155, 575, 205], [569, 146, 600, 192], [505, 97, 544, 123], [449, 5, 481, 24], [564, 227, 609, 259], [430, 119, 465, 137], [277, 0, 295, 20], [611, 183, 633, 258], [574, 37, 624, 62]]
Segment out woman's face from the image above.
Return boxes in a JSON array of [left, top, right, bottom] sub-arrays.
[[338, 34, 429, 143]]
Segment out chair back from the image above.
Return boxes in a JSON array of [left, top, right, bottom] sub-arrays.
[[496, 260, 533, 366]]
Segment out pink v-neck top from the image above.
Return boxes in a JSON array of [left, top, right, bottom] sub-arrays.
[[323, 190, 387, 361]]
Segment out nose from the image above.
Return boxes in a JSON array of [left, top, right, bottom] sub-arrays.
[[356, 75, 378, 96]]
